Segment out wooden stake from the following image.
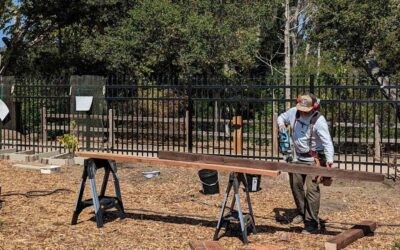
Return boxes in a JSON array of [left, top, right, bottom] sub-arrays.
[[232, 116, 242, 155]]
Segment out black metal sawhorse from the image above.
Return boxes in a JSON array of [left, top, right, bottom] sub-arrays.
[[71, 158, 125, 228], [214, 172, 256, 244]]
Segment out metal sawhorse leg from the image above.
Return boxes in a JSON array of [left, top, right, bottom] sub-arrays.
[[214, 172, 256, 244], [71, 158, 125, 228]]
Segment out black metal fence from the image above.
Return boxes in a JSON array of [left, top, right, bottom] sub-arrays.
[[0, 75, 398, 179]]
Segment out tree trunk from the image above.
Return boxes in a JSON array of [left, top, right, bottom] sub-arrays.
[[305, 43, 310, 62], [317, 42, 321, 77], [291, 0, 303, 69], [284, 0, 291, 110]]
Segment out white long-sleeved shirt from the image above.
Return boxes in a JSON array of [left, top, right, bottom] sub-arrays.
[[277, 107, 334, 163]]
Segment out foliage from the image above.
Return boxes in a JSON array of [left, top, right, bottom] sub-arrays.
[[1, 0, 399, 79], [58, 120, 79, 154], [308, 0, 400, 77], [82, 0, 280, 77], [1, 0, 282, 78]]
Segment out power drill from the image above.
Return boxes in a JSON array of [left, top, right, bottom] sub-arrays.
[[278, 127, 293, 162]]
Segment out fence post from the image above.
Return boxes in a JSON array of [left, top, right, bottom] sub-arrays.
[[108, 108, 114, 151], [41, 106, 47, 143], [375, 115, 381, 159], [273, 113, 278, 156], [232, 116, 242, 155]]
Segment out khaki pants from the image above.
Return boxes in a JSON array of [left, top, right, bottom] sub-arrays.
[[289, 173, 320, 227], [289, 153, 326, 227]]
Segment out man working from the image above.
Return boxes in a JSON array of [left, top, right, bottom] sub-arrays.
[[277, 93, 334, 234]]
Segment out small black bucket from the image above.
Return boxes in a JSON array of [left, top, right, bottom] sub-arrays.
[[240, 174, 261, 192], [198, 169, 219, 195]]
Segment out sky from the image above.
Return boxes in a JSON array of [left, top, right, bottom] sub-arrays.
[[0, 0, 19, 48], [0, 33, 4, 48]]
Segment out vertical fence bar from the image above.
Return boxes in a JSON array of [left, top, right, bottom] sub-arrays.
[[108, 108, 114, 152], [273, 113, 278, 157], [187, 81, 193, 153], [375, 114, 381, 160], [41, 106, 47, 144]]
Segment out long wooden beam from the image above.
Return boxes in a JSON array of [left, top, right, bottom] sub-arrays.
[[325, 221, 377, 250], [158, 151, 385, 182], [75, 152, 280, 177]]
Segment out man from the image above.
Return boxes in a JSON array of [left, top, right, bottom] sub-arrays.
[[277, 93, 334, 234]]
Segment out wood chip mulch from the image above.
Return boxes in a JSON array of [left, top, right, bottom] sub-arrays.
[[0, 160, 400, 249]]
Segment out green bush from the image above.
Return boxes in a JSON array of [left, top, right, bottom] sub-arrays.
[[58, 120, 79, 154]]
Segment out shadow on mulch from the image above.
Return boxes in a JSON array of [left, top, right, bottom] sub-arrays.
[[84, 208, 340, 237], [273, 207, 298, 224], [92, 210, 217, 228]]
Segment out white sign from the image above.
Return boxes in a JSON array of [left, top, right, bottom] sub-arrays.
[[75, 96, 93, 112], [0, 99, 9, 121]]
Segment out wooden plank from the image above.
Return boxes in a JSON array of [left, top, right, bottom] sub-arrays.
[[325, 221, 377, 250], [158, 151, 385, 182], [75, 151, 280, 177], [189, 241, 224, 250]]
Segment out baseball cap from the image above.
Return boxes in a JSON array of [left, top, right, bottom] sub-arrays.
[[296, 95, 314, 112]]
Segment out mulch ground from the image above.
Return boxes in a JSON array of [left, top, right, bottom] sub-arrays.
[[0, 160, 400, 249]]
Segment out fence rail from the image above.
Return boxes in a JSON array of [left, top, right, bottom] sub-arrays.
[[0, 75, 399, 179]]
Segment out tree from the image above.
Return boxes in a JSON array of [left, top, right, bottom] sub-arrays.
[[308, 0, 400, 119], [0, 0, 134, 76], [309, 0, 400, 76], [82, 0, 280, 78], [0, 0, 287, 78]]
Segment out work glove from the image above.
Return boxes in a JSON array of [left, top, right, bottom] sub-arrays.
[[321, 161, 334, 186]]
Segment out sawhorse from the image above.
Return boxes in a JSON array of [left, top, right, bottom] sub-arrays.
[[71, 158, 125, 227], [214, 173, 256, 244]]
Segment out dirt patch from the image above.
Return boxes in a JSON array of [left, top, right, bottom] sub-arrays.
[[0, 160, 399, 249]]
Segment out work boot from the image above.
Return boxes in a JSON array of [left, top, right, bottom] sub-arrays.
[[291, 214, 304, 224], [301, 224, 319, 234]]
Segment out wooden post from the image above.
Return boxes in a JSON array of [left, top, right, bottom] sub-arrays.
[[374, 115, 381, 159], [232, 116, 242, 155], [41, 106, 47, 143], [108, 109, 114, 150], [273, 113, 278, 156]]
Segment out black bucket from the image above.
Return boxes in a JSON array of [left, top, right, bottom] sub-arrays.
[[198, 169, 220, 195], [240, 174, 261, 192]]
